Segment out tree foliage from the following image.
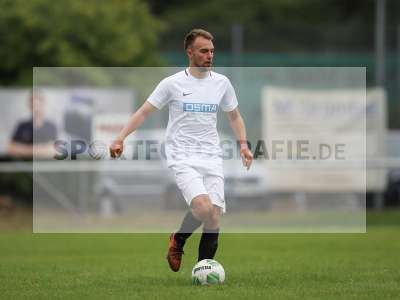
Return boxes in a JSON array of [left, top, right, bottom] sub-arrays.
[[156, 0, 398, 53], [0, 0, 162, 85]]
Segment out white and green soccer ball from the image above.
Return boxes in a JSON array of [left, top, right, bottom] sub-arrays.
[[191, 259, 225, 285]]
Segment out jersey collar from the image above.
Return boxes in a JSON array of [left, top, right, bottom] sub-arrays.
[[185, 68, 212, 78]]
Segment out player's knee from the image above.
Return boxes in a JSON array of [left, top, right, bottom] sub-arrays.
[[191, 196, 213, 221], [193, 204, 213, 222], [205, 210, 220, 228]]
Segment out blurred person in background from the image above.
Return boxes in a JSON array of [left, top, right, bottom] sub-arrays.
[[7, 90, 57, 159], [110, 28, 253, 272]]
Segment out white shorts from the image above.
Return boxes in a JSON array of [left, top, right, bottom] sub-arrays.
[[169, 161, 225, 213]]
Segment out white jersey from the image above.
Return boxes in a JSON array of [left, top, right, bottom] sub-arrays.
[[147, 69, 238, 167]]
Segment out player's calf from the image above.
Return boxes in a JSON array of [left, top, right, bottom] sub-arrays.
[[174, 210, 202, 248], [199, 205, 221, 261], [167, 205, 203, 272], [198, 227, 220, 261]]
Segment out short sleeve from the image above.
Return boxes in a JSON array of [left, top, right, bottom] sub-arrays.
[[220, 78, 238, 112], [12, 121, 32, 144], [147, 78, 171, 110], [12, 123, 24, 142], [33, 121, 58, 144]]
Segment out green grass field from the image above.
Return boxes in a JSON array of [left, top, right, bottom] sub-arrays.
[[1, 211, 400, 300]]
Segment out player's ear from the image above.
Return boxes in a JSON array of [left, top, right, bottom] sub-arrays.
[[187, 47, 193, 58]]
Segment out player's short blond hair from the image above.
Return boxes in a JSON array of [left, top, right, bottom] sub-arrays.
[[184, 29, 214, 50]]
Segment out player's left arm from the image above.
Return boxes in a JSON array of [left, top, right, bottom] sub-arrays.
[[226, 108, 253, 170]]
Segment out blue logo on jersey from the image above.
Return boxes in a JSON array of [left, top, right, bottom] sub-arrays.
[[183, 102, 218, 113]]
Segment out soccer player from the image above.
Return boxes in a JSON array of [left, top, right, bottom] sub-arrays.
[[110, 29, 253, 272]]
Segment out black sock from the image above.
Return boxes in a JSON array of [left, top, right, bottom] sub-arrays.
[[174, 211, 202, 248], [198, 227, 219, 262]]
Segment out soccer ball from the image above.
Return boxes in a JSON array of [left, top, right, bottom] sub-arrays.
[[191, 259, 225, 285]]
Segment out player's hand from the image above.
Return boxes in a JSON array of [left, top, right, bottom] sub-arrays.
[[240, 145, 253, 170], [110, 139, 124, 158]]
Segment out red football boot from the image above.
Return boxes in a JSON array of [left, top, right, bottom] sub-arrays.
[[166, 233, 184, 272]]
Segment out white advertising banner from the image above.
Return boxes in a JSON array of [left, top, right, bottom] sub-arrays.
[[262, 87, 386, 192]]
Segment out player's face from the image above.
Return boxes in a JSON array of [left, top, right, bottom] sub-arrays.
[[30, 94, 44, 119], [188, 36, 214, 70]]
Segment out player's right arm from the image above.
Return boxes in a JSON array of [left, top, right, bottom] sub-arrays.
[[109, 101, 157, 158]]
